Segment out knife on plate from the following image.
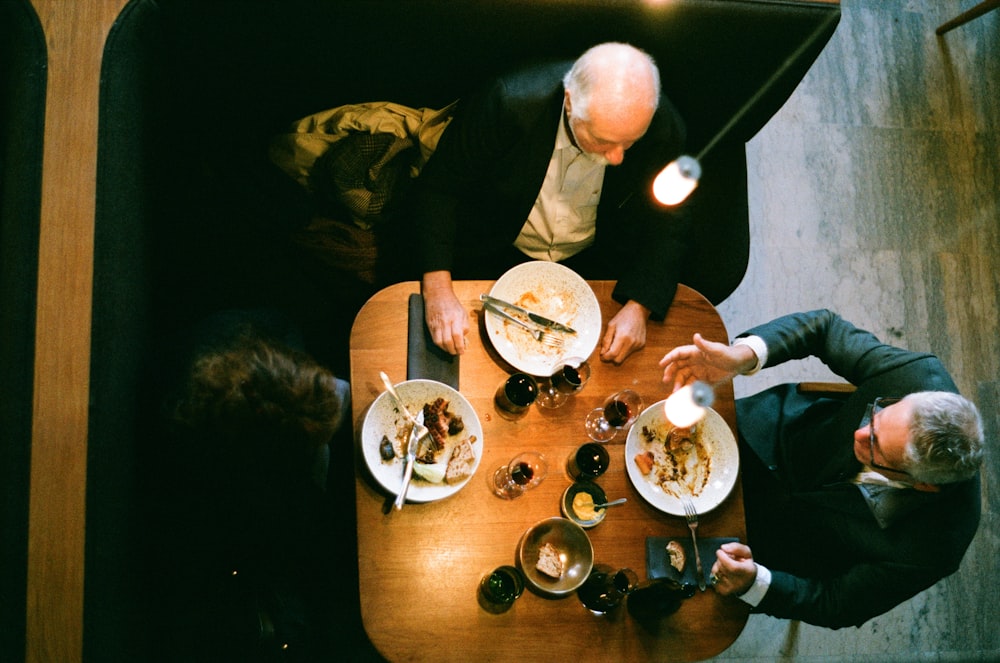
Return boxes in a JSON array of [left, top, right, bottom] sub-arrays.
[[479, 294, 577, 334], [394, 410, 423, 511]]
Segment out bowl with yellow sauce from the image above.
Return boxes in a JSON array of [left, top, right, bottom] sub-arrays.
[[561, 481, 608, 528]]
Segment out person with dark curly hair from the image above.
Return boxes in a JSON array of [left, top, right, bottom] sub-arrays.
[[149, 309, 351, 661]]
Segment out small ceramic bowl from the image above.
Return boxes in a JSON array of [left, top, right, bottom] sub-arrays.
[[516, 517, 594, 596], [561, 481, 608, 529]]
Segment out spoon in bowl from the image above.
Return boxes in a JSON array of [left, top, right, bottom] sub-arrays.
[[593, 498, 628, 510]]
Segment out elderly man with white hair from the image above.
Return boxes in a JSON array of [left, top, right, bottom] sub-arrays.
[[402, 42, 690, 365]]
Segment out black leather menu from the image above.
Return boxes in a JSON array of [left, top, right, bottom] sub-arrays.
[[406, 293, 459, 389]]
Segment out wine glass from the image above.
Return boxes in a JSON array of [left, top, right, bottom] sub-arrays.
[[577, 566, 639, 614], [494, 373, 539, 420], [585, 389, 643, 442], [536, 358, 592, 409], [567, 442, 610, 480], [491, 451, 547, 499]]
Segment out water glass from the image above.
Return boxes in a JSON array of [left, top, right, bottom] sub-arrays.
[[478, 565, 525, 613]]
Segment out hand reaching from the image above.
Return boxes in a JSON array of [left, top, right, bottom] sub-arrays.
[[658, 333, 755, 391]]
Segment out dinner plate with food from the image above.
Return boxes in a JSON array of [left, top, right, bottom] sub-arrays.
[[361, 379, 483, 503], [484, 261, 601, 376], [625, 400, 739, 516]]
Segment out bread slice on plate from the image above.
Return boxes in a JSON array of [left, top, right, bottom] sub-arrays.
[[445, 438, 475, 484], [666, 540, 686, 573], [536, 542, 564, 579]]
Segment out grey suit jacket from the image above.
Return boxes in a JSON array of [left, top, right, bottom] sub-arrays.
[[735, 309, 981, 628], [407, 60, 689, 318]]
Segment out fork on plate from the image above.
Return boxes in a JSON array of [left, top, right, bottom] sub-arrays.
[[484, 302, 563, 347], [680, 495, 707, 591]]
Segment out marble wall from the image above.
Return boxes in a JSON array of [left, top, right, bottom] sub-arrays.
[[709, 1, 999, 661]]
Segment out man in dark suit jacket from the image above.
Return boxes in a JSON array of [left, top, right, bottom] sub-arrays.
[[406, 42, 689, 364], [659, 309, 984, 628]]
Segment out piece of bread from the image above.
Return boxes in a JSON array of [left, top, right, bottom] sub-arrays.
[[536, 542, 564, 579], [666, 540, 686, 573], [445, 438, 475, 484]]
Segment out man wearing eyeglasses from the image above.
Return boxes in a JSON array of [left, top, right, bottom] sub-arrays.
[[659, 309, 984, 628]]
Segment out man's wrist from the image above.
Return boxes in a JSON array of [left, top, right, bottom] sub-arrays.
[[422, 270, 454, 295], [733, 335, 767, 375], [736, 562, 771, 607]]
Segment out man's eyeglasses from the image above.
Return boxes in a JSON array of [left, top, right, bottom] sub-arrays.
[[861, 397, 910, 476]]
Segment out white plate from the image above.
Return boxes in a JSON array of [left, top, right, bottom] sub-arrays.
[[485, 261, 601, 376], [361, 379, 483, 503], [625, 401, 739, 516]]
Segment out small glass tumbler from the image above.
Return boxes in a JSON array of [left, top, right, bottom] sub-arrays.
[[567, 442, 610, 480], [577, 567, 639, 614], [478, 565, 525, 613], [491, 451, 547, 499], [536, 358, 592, 409], [494, 373, 539, 420]]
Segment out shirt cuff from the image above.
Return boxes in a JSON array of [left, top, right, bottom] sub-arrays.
[[736, 562, 771, 607], [733, 335, 768, 376]]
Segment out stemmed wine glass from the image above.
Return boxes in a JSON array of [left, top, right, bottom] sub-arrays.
[[585, 389, 643, 442], [491, 451, 548, 499], [536, 357, 592, 409]]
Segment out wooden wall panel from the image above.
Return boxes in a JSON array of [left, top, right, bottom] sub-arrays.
[[27, 1, 127, 662]]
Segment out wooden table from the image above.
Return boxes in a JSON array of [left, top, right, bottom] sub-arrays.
[[349, 281, 748, 662]]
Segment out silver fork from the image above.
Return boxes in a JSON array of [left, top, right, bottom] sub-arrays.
[[680, 495, 707, 591], [484, 303, 563, 347]]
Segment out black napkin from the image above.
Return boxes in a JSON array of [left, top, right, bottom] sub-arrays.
[[406, 293, 459, 389], [646, 536, 739, 586]]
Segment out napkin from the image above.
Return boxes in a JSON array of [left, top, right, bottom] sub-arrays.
[[407, 293, 459, 389], [646, 536, 739, 586]]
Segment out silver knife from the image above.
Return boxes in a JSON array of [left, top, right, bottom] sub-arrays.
[[394, 410, 423, 510], [479, 294, 577, 334]]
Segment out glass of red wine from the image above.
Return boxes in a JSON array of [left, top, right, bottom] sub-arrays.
[[536, 357, 591, 409], [578, 566, 639, 614], [491, 451, 548, 499], [494, 373, 539, 420], [585, 389, 644, 442]]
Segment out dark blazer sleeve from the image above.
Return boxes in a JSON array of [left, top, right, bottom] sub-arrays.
[[409, 63, 567, 275], [735, 309, 978, 628]]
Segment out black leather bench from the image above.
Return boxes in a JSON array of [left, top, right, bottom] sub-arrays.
[[90, 0, 839, 658], [0, 2, 45, 660]]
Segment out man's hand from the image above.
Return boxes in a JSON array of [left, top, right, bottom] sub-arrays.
[[658, 333, 755, 391], [421, 271, 469, 355], [710, 541, 757, 597], [600, 300, 649, 365]]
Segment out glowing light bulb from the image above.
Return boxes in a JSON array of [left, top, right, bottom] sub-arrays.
[[663, 381, 714, 428], [652, 155, 701, 206]]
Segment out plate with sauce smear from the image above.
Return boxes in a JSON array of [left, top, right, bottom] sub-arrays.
[[625, 401, 739, 516], [484, 261, 601, 376]]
